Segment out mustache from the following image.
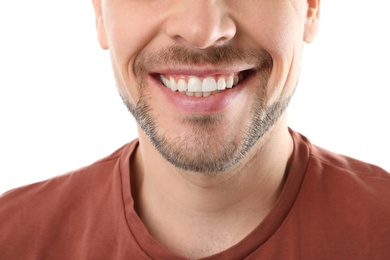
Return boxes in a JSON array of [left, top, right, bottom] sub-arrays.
[[134, 45, 273, 74]]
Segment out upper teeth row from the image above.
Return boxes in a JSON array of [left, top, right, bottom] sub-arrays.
[[159, 74, 242, 97]]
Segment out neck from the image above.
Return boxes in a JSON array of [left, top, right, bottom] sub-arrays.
[[131, 116, 293, 258]]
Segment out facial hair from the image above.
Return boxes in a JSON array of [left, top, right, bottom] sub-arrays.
[[121, 45, 292, 174]]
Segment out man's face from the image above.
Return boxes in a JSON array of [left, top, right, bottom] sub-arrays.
[[94, 0, 319, 173]]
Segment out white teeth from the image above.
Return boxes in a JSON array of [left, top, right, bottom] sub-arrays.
[[217, 78, 226, 90], [195, 92, 203, 97], [170, 77, 178, 91], [160, 75, 168, 86], [188, 77, 202, 92], [226, 76, 234, 89], [178, 79, 187, 92], [160, 73, 243, 97], [233, 75, 239, 85], [202, 77, 217, 92]]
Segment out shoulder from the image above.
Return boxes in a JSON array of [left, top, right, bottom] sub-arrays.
[[288, 130, 390, 256], [291, 129, 389, 182], [290, 129, 390, 216], [0, 141, 138, 258], [306, 142, 390, 211], [308, 137, 390, 187], [292, 130, 390, 227], [0, 141, 131, 203]]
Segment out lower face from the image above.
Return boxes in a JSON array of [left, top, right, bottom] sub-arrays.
[[120, 45, 295, 174]]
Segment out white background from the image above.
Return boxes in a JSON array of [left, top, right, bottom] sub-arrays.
[[0, 1, 389, 194]]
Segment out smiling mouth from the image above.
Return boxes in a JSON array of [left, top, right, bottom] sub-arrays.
[[158, 71, 251, 97]]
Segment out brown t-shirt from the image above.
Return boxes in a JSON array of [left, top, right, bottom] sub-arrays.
[[1, 130, 389, 259]]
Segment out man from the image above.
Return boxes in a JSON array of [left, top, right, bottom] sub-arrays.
[[1, 0, 389, 259]]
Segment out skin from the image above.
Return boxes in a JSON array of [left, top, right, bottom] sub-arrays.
[[92, 0, 320, 258]]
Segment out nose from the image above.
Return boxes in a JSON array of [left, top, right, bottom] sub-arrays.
[[164, 1, 236, 49]]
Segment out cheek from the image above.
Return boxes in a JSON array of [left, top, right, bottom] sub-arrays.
[[240, 10, 305, 103], [104, 4, 166, 103], [232, 0, 306, 102], [266, 23, 304, 103], [266, 45, 303, 104]]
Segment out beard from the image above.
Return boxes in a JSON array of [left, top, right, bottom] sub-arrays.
[[120, 45, 292, 174]]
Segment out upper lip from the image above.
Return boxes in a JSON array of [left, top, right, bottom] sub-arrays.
[[150, 64, 257, 77]]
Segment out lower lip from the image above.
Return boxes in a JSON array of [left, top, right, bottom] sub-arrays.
[[150, 76, 245, 114]]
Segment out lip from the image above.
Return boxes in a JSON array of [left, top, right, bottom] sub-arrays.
[[148, 69, 256, 114], [152, 64, 255, 77]]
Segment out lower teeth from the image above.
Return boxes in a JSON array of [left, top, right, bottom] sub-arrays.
[[181, 91, 217, 97]]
